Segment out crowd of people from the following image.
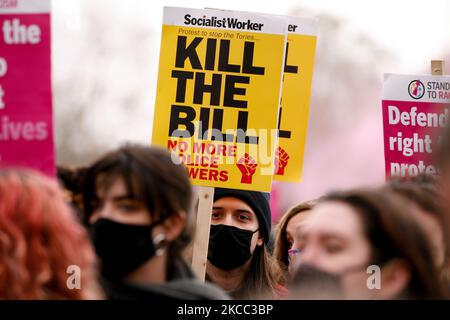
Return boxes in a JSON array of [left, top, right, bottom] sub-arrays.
[[1, 126, 450, 300]]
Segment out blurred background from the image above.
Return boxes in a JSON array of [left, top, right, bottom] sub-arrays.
[[52, 0, 450, 220]]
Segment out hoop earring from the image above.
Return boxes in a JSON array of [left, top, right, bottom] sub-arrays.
[[153, 233, 167, 256]]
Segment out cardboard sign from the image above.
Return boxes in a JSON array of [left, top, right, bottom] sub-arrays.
[[0, 0, 55, 176], [152, 7, 286, 191], [274, 16, 317, 182], [382, 73, 450, 177]]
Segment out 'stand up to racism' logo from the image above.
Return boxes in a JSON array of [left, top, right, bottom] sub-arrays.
[[408, 80, 425, 99]]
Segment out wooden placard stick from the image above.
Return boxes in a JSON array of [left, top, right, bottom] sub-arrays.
[[191, 186, 214, 281], [431, 60, 445, 76]]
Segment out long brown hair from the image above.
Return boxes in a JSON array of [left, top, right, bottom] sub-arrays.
[[273, 201, 315, 280], [323, 188, 448, 299], [231, 244, 283, 299], [385, 174, 450, 273]]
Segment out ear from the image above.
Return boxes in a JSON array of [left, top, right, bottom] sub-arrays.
[[256, 232, 264, 247], [376, 259, 411, 300], [158, 211, 187, 242]]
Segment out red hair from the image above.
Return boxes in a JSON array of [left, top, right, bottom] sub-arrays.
[[0, 169, 102, 299]]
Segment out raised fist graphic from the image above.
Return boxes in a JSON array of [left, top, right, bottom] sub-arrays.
[[236, 153, 258, 184], [274, 147, 290, 176]]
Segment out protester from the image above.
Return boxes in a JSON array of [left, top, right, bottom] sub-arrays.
[[288, 188, 447, 299], [0, 169, 102, 299], [385, 174, 450, 281], [82, 144, 228, 300], [205, 188, 285, 299], [273, 201, 315, 280]]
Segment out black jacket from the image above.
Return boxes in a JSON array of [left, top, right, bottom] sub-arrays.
[[103, 259, 229, 300]]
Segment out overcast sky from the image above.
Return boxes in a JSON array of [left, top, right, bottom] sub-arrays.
[[54, 0, 450, 73]]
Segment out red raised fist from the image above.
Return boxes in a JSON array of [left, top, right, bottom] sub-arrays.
[[274, 147, 290, 176], [236, 153, 258, 184]]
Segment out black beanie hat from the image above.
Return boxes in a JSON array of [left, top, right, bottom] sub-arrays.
[[213, 188, 271, 244]]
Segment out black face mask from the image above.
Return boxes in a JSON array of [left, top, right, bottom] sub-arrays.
[[90, 218, 164, 282], [289, 264, 344, 299], [207, 224, 259, 271], [289, 263, 368, 299]]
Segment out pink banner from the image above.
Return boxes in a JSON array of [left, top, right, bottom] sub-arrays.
[[382, 74, 450, 178], [0, 1, 54, 176]]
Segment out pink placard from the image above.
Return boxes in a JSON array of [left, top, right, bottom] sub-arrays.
[[0, 0, 54, 176], [382, 74, 450, 178]]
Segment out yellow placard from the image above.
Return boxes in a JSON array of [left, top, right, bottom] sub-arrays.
[[274, 18, 317, 182], [152, 7, 286, 191]]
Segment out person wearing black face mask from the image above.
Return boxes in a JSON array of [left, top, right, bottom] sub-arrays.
[[288, 188, 448, 300], [205, 188, 286, 299], [89, 217, 167, 282], [83, 145, 229, 300]]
